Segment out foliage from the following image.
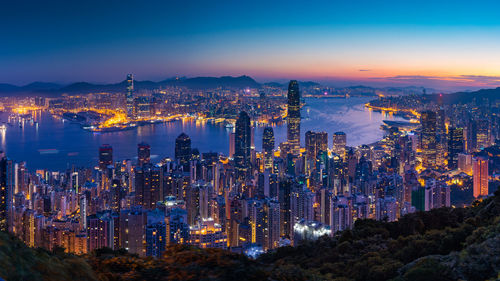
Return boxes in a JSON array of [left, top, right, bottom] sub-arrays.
[[0, 188, 499, 281]]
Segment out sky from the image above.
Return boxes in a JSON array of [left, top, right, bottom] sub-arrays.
[[2, 0, 500, 91]]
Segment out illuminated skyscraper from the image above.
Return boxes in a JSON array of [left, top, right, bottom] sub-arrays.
[[188, 218, 227, 249], [135, 164, 161, 210], [305, 131, 327, 161], [262, 127, 275, 171], [287, 80, 301, 155], [126, 74, 134, 119], [476, 118, 490, 150], [229, 132, 235, 159], [98, 144, 113, 171], [473, 156, 488, 198], [0, 153, 14, 232], [420, 110, 437, 169], [137, 142, 151, 166], [175, 133, 191, 170], [332, 132, 347, 160], [278, 180, 292, 237], [234, 111, 251, 179], [448, 127, 464, 170]]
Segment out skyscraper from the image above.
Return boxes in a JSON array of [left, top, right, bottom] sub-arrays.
[[229, 132, 235, 159], [137, 142, 151, 166], [234, 111, 251, 178], [473, 156, 488, 198], [476, 118, 490, 150], [262, 127, 275, 171], [448, 127, 464, 170], [287, 80, 301, 155], [332, 132, 347, 160], [175, 133, 191, 170], [126, 74, 134, 119], [420, 110, 437, 169], [135, 164, 161, 210], [0, 153, 13, 232], [99, 144, 113, 171], [305, 131, 328, 161]]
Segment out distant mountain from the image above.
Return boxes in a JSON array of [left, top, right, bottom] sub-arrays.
[[0, 75, 261, 96], [165, 75, 260, 89], [0, 83, 19, 92], [22, 82, 62, 91], [263, 80, 321, 88], [441, 87, 500, 103]]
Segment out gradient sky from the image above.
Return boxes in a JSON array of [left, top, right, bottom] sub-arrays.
[[2, 0, 500, 90]]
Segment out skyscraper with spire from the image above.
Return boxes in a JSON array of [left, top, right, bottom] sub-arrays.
[[287, 80, 300, 155], [126, 74, 134, 119]]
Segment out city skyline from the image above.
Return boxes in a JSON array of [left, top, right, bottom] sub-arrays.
[[0, 2, 499, 280], [2, 1, 500, 91]]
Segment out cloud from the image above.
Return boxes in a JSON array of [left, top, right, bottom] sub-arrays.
[[359, 69, 371, 72], [386, 75, 500, 84]]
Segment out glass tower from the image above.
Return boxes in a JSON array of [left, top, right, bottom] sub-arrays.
[[287, 80, 301, 155]]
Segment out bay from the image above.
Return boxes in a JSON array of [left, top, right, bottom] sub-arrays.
[[0, 97, 404, 171]]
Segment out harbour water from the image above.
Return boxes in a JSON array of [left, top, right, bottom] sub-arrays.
[[0, 97, 404, 171]]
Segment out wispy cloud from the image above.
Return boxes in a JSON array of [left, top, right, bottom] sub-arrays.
[[359, 69, 371, 72]]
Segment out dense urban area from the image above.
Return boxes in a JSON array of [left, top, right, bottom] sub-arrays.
[[0, 75, 499, 280]]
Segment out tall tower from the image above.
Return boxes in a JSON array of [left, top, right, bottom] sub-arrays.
[[421, 110, 437, 169], [126, 74, 134, 119], [234, 111, 251, 178], [262, 127, 275, 171], [287, 80, 301, 155], [448, 127, 464, 170], [0, 152, 13, 232], [473, 156, 488, 198]]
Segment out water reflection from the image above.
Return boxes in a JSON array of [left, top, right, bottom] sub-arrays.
[[1, 97, 404, 171]]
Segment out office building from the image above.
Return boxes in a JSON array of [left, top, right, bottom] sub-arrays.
[[175, 133, 191, 170], [287, 80, 301, 155], [473, 156, 489, 198], [262, 127, 275, 171]]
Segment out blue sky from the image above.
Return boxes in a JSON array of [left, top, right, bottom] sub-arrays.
[[1, 0, 500, 90]]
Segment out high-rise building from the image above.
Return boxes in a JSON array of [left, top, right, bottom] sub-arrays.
[[175, 133, 191, 170], [278, 180, 292, 237], [448, 127, 464, 170], [473, 156, 488, 198], [465, 119, 477, 153], [476, 118, 490, 150], [126, 74, 134, 119], [98, 144, 113, 171], [137, 142, 151, 166], [287, 80, 301, 155], [234, 111, 251, 179], [0, 153, 14, 232], [229, 132, 236, 158], [332, 132, 347, 160], [420, 110, 437, 169], [305, 131, 328, 171], [188, 218, 227, 249], [262, 127, 275, 171], [119, 207, 146, 256], [135, 164, 162, 210], [458, 153, 473, 174]]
